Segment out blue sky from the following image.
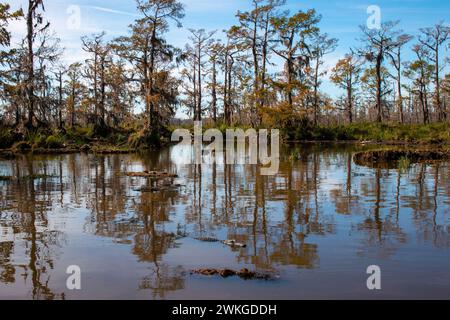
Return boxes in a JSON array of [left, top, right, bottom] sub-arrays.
[[7, 0, 450, 113]]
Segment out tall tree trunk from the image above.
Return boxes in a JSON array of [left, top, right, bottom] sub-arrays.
[[227, 58, 233, 124], [424, 88, 429, 124], [26, 0, 35, 128], [224, 53, 229, 125], [197, 46, 202, 121], [211, 59, 217, 123], [143, 40, 150, 128], [285, 34, 295, 113], [376, 49, 383, 123], [252, 17, 259, 126], [100, 57, 106, 123], [396, 49, 404, 124], [58, 72, 63, 128], [71, 89, 75, 128], [193, 61, 197, 121], [259, 11, 270, 125], [313, 57, 320, 126], [419, 86, 428, 124], [286, 55, 294, 110], [148, 26, 157, 131], [397, 70, 403, 123], [347, 85, 353, 124], [94, 51, 98, 117], [434, 44, 444, 121]]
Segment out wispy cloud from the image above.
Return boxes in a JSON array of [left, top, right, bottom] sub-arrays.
[[86, 6, 140, 17]]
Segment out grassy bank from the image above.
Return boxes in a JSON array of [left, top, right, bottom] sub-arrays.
[[281, 122, 450, 144], [174, 121, 450, 144], [0, 125, 135, 154]]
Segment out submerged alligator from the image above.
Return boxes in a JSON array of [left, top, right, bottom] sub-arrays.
[[125, 170, 178, 178], [191, 268, 276, 280], [194, 237, 246, 247]]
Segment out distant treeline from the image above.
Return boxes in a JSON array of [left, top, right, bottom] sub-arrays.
[[0, 1, 449, 147]]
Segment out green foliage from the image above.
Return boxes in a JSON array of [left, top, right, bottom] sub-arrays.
[[65, 126, 94, 145], [0, 127, 15, 149], [32, 134, 47, 148], [45, 135, 65, 149], [23, 128, 51, 148], [128, 124, 172, 149], [128, 129, 152, 149]]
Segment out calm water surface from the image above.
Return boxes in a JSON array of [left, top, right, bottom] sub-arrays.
[[0, 144, 449, 299]]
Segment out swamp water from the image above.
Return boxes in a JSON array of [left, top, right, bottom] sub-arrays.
[[0, 143, 449, 299]]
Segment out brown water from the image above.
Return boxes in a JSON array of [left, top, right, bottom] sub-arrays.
[[0, 144, 449, 300]]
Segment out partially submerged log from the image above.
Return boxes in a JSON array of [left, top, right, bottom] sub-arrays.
[[191, 268, 276, 280]]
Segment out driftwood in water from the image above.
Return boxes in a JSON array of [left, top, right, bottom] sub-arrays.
[[191, 268, 275, 280]]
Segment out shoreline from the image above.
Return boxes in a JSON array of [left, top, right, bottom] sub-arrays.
[[1, 139, 450, 159]]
